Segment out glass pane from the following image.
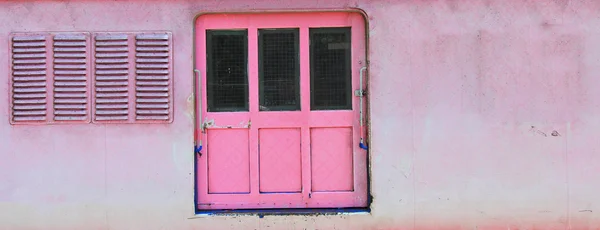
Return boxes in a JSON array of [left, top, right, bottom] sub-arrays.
[[259, 29, 300, 111], [206, 30, 248, 112], [310, 28, 352, 110]]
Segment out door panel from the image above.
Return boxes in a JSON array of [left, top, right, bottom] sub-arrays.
[[310, 127, 354, 192], [259, 128, 302, 193], [207, 129, 250, 194]]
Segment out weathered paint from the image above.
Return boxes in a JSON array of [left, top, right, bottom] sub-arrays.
[[0, 0, 598, 229]]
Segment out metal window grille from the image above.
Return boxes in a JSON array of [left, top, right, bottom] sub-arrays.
[[258, 29, 300, 111], [206, 30, 249, 112], [310, 28, 352, 110]]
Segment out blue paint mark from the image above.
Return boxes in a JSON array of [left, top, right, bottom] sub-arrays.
[[359, 138, 368, 150], [194, 207, 371, 216], [359, 142, 368, 150], [195, 145, 203, 155]]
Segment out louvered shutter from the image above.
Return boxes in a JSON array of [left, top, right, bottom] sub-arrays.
[[134, 33, 173, 122], [92, 33, 132, 122], [10, 34, 49, 123], [52, 33, 91, 122], [10, 32, 91, 124], [92, 32, 173, 123]]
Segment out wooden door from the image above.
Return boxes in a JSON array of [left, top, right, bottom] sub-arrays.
[[195, 12, 367, 210]]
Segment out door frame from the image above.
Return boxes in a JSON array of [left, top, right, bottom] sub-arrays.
[[193, 10, 372, 211]]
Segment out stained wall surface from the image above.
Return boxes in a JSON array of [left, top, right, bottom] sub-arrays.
[[0, 0, 599, 229]]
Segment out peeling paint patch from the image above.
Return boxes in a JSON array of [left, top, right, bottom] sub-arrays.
[[185, 92, 195, 122]]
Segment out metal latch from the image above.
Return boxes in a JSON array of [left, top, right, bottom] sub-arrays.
[[200, 119, 214, 133], [354, 89, 366, 97]]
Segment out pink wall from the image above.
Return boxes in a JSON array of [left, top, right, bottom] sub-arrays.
[[0, 0, 599, 229]]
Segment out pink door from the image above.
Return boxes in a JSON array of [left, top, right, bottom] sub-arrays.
[[195, 12, 367, 210]]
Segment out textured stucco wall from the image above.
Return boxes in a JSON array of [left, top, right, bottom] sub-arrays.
[[0, 0, 599, 229]]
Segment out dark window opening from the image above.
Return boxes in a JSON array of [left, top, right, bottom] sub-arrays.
[[258, 29, 300, 111], [206, 30, 248, 112], [310, 28, 352, 110]]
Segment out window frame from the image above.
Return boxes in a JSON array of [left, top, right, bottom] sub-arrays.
[[309, 27, 353, 111], [258, 28, 301, 112], [206, 29, 249, 112]]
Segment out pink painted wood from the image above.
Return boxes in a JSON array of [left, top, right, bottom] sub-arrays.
[[259, 128, 302, 193], [311, 127, 354, 192], [207, 129, 250, 194], [195, 12, 367, 209]]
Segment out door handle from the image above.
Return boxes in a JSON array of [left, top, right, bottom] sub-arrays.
[[194, 69, 203, 155], [358, 66, 368, 150]]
